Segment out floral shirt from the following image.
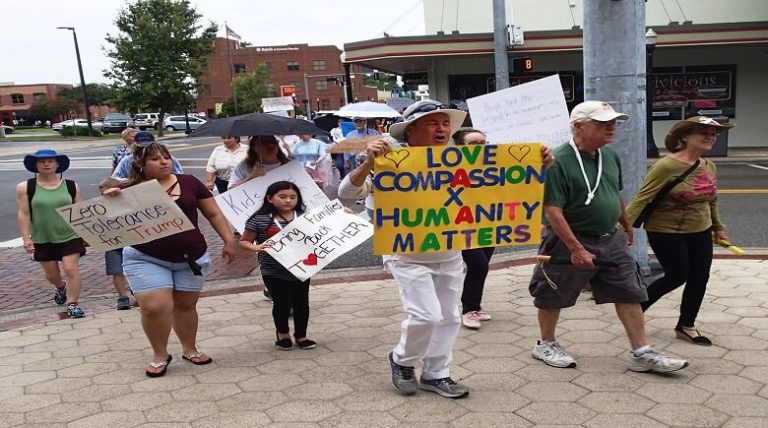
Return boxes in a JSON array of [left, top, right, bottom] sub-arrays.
[[112, 144, 130, 168]]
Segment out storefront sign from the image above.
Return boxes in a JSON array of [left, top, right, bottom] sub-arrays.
[[651, 65, 736, 120]]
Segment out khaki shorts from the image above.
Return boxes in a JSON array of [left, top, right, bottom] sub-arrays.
[[529, 230, 648, 309]]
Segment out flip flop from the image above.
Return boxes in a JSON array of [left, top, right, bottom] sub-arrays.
[[182, 351, 213, 365], [145, 354, 172, 378]]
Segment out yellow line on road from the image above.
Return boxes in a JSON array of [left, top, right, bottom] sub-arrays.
[[719, 189, 768, 194]]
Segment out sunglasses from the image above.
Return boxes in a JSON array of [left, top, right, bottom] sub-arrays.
[[406, 103, 450, 119], [135, 139, 157, 148]]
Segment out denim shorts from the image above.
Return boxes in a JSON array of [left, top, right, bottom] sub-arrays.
[[122, 246, 211, 294], [105, 248, 124, 276]]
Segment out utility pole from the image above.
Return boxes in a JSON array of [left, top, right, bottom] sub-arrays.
[[492, 0, 510, 91], [582, 0, 649, 271], [57, 26, 93, 136], [343, 63, 353, 105]]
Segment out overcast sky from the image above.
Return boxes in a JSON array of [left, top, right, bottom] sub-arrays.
[[3, 0, 424, 86]]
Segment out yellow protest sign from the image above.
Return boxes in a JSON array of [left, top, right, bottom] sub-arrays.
[[372, 143, 545, 255]]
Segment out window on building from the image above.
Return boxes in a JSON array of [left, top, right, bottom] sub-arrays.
[[289, 81, 302, 92], [11, 94, 24, 104], [234, 63, 247, 74], [321, 99, 331, 110], [33, 92, 47, 101], [287, 61, 300, 71], [265, 62, 272, 71], [202, 84, 212, 94], [315, 80, 328, 91], [312, 60, 326, 71]]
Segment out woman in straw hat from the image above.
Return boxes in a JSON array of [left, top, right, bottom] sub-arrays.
[[15, 149, 87, 318], [626, 116, 735, 346]]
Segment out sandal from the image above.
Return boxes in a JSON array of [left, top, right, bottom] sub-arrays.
[[675, 326, 712, 346], [145, 354, 172, 378], [182, 351, 213, 365]]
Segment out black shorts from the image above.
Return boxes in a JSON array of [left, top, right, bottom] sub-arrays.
[[33, 238, 87, 262], [529, 230, 648, 309]]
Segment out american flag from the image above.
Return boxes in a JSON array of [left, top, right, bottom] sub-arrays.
[[225, 25, 241, 41]]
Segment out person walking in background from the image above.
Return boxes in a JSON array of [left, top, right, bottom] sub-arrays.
[[343, 117, 379, 174], [626, 116, 735, 346], [292, 134, 330, 188], [112, 131, 184, 179], [105, 128, 140, 310], [102, 139, 237, 377], [229, 135, 291, 189], [529, 101, 688, 373], [16, 149, 87, 318], [205, 135, 247, 194], [329, 118, 348, 180], [239, 181, 317, 351], [111, 128, 138, 174]]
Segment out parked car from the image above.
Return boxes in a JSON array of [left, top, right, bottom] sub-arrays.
[[52, 119, 104, 132], [133, 112, 160, 130], [102, 113, 135, 134], [0, 124, 15, 134], [162, 115, 207, 131]]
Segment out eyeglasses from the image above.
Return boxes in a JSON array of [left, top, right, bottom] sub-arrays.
[[406, 103, 449, 119], [135, 139, 157, 148]]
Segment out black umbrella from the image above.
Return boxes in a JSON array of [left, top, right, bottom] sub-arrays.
[[188, 113, 327, 138]]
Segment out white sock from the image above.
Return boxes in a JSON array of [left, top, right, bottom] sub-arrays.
[[539, 339, 556, 346], [632, 345, 651, 357]]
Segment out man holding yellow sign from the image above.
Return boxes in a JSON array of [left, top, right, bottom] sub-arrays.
[[341, 100, 552, 399]]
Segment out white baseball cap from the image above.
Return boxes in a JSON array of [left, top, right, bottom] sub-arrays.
[[569, 101, 629, 124]]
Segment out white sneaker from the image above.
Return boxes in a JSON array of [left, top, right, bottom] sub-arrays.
[[476, 309, 492, 321], [462, 311, 482, 329], [532, 340, 577, 368], [630, 348, 689, 373]]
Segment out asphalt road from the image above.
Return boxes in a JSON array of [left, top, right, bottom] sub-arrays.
[[1, 138, 766, 270]]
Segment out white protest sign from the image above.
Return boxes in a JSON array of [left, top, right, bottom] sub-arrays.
[[57, 180, 194, 251], [385, 97, 414, 112], [261, 96, 295, 113], [264, 199, 374, 281], [215, 161, 330, 234], [466, 74, 571, 147]]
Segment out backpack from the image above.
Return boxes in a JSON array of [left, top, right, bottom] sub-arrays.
[[27, 178, 76, 222]]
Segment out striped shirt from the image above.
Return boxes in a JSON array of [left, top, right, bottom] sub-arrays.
[[245, 213, 302, 281]]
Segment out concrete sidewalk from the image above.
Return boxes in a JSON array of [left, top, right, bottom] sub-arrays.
[[0, 254, 766, 427]]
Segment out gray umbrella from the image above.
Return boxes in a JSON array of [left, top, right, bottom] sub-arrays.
[[188, 112, 326, 137]]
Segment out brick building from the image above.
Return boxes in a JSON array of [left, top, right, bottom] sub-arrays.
[[196, 38, 378, 117], [0, 83, 71, 125]]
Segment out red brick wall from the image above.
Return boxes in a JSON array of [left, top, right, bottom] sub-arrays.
[[196, 38, 378, 116]]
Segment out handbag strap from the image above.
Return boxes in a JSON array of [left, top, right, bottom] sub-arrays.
[[654, 159, 701, 202]]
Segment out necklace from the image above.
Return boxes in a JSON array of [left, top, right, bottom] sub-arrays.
[[569, 139, 602, 206], [272, 211, 296, 230]]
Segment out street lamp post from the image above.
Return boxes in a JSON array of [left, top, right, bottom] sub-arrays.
[[645, 28, 660, 158], [57, 26, 93, 137]]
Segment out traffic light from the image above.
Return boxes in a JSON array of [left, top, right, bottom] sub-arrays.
[[513, 57, 534, 72]]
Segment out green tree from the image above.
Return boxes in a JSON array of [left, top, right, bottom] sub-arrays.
[[29, 98, 81, 122], [103, 0, 217, 135], [219, 64, 277, 117], [57, 84, 117, 107]]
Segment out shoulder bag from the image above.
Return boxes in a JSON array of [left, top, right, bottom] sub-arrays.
[[632, 159, 700, 228]]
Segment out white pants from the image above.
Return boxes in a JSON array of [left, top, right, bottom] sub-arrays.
[[388, 258, 464, 379]]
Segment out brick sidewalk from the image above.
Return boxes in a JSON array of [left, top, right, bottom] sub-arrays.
[[0, 220, 257, 311]]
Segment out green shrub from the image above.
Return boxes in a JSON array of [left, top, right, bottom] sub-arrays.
[[60, 126, 102, 137]]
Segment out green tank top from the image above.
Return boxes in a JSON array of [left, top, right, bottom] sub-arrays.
[[31, 181, 78, 244]]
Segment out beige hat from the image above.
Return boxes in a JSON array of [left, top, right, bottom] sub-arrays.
[[665, 116, 735, 151], [388, 100, 467, 141], [569, 101, 629, 124]]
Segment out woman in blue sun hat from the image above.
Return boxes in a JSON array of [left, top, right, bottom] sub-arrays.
[[15, 149, 87, 318]]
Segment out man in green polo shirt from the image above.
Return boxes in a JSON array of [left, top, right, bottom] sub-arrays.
[[528, 101, 689, 373]]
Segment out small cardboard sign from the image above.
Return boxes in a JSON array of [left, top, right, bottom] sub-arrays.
[[264, 199, 374, 281], [56, 180, 194, 251], [261, 96, 295, 112]]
